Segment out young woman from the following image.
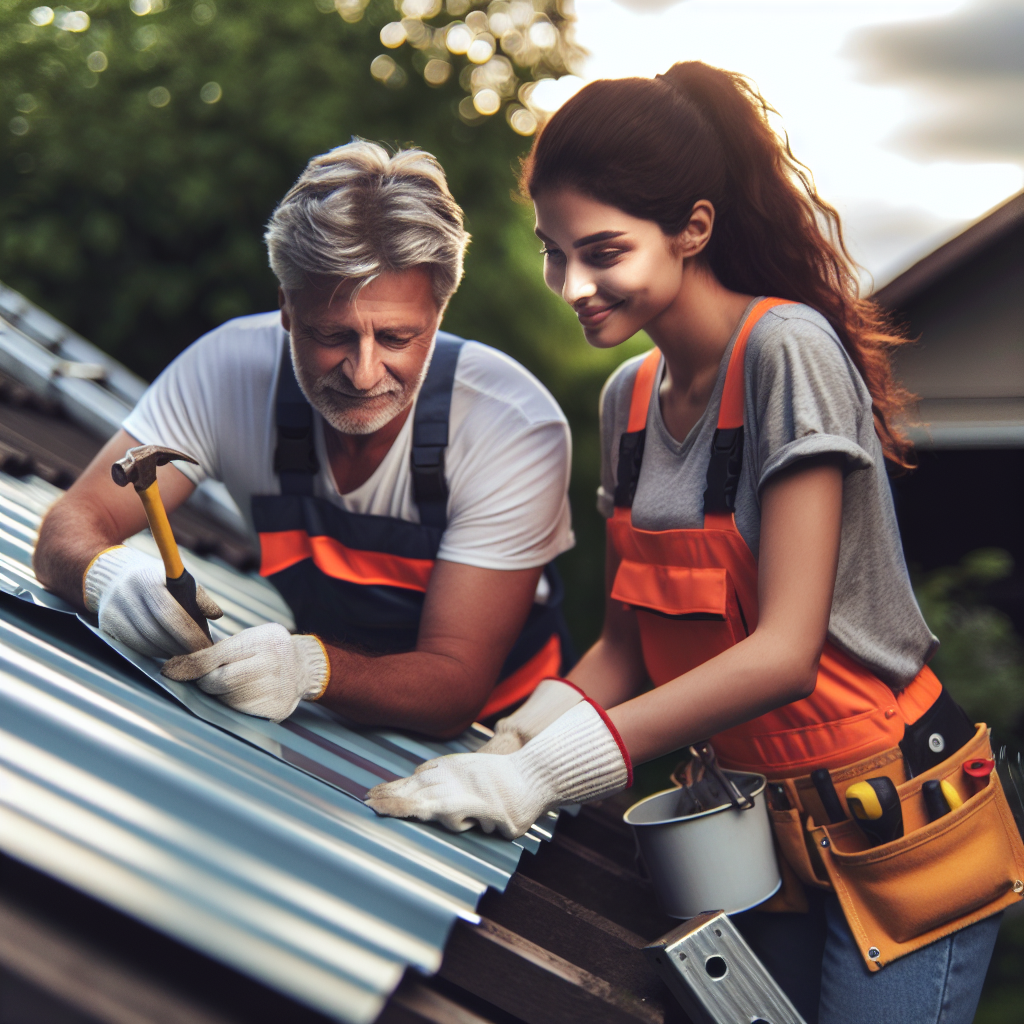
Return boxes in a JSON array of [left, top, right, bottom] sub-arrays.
[[368, 63, 1023, 1023]]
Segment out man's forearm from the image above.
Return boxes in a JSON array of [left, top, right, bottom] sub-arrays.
[[34, 499, 123, 608], [319, 644, 491, 737]]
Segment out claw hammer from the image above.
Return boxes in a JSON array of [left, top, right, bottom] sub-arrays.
[[111, 444, 211, 641]]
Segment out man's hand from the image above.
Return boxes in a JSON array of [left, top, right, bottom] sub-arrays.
[[366, 701, 631, 839], [34, 428, 198, 610], [162, 622, 329, 722], [477, 677, 585, 754], [85, 546, 222, 659]]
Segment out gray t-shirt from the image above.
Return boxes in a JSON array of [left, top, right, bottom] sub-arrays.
[[597, 300, 937, 690]]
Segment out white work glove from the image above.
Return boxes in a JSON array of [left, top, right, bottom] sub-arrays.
[[366, 700, 632, 839], [161, 622, 329, 722], [478, 677, 585, 754], [84, 545, 222, 659]]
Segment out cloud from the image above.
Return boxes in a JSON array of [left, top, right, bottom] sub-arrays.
[[608, 0, 689, 14], [835, 199, 961, 290], [845, 0, 1024, 165]]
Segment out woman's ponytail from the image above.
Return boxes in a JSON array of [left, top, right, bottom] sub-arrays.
[[523, 62, 916, 468]]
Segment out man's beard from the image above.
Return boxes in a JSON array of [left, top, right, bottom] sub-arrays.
[[291, 342, 429, 436]]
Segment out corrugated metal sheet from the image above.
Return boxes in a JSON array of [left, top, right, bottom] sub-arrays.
[[0, 469, 563, 1023]]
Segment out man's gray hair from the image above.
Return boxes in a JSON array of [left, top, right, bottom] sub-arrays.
[[265, 140, 469, 307]]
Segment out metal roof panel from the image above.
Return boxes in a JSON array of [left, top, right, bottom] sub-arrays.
[[0, 469, 564, 1022]]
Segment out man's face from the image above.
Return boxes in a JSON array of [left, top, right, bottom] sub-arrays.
[[281, 268, 441, 436]]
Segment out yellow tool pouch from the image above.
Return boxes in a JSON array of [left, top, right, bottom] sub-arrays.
[[762, 745, 909, 910], [806, 724, 1024, 970]]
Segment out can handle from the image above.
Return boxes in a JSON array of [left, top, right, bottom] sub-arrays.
[[690, 741, 756, 810]]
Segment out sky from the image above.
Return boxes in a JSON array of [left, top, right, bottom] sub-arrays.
[[561, 0, 1023, 288]]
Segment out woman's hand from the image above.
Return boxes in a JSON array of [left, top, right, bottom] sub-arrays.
[[366, 700, 631, 838], [607, 455, 844, 765], [477, 677, 585, 754]]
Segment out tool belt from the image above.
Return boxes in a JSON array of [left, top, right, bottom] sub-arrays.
[[762, 724, 1024, 970]]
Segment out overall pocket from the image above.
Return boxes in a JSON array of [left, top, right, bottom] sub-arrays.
[[611, 561, 748, 684]]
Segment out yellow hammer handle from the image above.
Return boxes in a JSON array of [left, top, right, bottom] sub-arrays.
[[138, 481, 185, 580]]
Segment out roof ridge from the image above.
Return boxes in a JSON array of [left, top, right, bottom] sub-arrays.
[[872, 190, 1024, 310]]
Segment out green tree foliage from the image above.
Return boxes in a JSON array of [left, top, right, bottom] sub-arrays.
[[0, 0, 647, 648], [913, 549, 1024, 737]]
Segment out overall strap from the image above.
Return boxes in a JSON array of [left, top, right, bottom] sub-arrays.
[[411, 334, 464, 529], [613, 349, 660, 508], [273, 340, 319, 496], [704, 297, 793, 517]]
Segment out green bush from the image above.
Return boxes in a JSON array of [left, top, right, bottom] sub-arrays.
[[913, 548, 1024, 736]]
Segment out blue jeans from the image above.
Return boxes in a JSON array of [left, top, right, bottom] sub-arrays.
[[733, 890, 1002, 1024]]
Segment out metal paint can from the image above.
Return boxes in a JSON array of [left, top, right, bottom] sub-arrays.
[[623, 771, 781, 918]]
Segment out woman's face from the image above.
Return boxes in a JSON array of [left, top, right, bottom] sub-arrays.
[[533, 189, 685, 348]]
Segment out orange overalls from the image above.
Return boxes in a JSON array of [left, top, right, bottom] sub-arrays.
[[608, 298, 940, 778], [608, 299, 1024, 968]]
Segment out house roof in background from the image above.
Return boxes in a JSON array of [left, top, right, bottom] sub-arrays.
[[0, 283, 259, 569], [873, 190, 1024, 310]]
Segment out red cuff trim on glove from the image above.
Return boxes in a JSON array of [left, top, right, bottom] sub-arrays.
[[582, 696, 633, 788], [549, 676, 588, 700]]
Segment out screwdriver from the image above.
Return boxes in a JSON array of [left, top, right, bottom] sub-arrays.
[[922, 779, 963, 822], [845, 777, 904, 846], [811, 768, 847, 824]]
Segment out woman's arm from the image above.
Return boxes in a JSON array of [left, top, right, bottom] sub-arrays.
[[608, 454, 844, 764]]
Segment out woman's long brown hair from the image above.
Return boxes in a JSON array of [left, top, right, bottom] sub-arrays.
[[522, 62, 916, 468]]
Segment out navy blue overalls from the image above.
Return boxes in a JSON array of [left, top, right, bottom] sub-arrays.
[[251, 332, 573, 720]]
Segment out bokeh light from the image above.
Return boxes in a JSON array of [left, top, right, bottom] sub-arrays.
[[191, 2, 215, 25], [380, 22, 406, 47], [55, 9, 90, 31], [147, 86, 170, 107], [335, 0, 370, 23], [199, 81, 222, 103], [401, 17, 430, 46], [473, 87, 500, 114], [371, 53, 397, 79], [506, 103, 537, 135], [86, 51, 109, 72], [445, 22, 472, 54], [423, 59, 452, 85], [370, 53, 406, 88], [375, 0, 584, 126]]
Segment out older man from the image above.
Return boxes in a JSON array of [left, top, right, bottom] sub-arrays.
[[34, 141, 574, 736]]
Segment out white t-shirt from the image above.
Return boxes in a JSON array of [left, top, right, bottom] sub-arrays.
[[123, 312, 575, 576]]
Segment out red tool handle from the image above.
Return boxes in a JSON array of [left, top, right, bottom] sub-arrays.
[[963, 758, 995, 778]]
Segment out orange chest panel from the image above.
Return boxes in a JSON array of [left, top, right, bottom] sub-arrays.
[[607, 299, 938, 774]]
